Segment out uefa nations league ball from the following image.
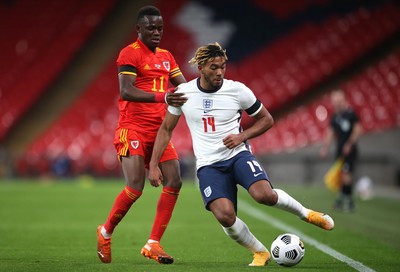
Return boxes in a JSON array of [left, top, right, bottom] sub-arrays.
[[270, 233, 305, 266]]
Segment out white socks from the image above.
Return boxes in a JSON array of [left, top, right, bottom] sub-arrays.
[[273, 189, 309, 219], [223, 217, 267, 253], [101, 226, 112, 239]]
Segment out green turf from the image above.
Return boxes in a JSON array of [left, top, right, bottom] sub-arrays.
[[0, 178, 399, 271]]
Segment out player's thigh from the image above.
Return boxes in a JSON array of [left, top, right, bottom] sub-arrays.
[[233, 151, 270, 189], [197, 166, 238, 212], [159, 159, 182, 189], [232, 152, 276, 205], [121, 155, 146, 191]]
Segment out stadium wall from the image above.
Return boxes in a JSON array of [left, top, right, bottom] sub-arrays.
[[256, 128, 400, 188]]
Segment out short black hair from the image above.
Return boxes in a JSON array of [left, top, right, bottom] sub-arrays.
[[137, 5, 161, 22]]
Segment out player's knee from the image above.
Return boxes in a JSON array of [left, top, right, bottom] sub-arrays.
[[214, 210, 236, 227], [252, 190, 277, 206], [163, 177, 182, 189]]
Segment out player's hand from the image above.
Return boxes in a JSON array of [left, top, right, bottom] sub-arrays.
[[343, 142, 352, 156], [223, 134, 245, 149], [319, 146, 328, 158], [166, 92, 187, 107], [148, 165, 163, 187]]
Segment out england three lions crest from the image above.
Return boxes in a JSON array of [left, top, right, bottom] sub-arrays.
[[163, 61, 170, 71], [203, 99, 213, 110]]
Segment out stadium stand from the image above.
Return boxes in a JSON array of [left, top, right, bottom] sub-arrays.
[[250, 50, 400, 154], [12, 0, 400, 177], [234, 1, 400, 112], [0, 0, 116, 141], [16, 62, 120, 177]]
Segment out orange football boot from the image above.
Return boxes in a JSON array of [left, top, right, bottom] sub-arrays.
[[141, 242, 174, 264], [97, 225, 111, 263], [305, 211, 335, 230]]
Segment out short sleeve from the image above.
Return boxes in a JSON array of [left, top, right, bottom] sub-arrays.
[[116, 46, 139, 68], [237, 82, 262, 116]]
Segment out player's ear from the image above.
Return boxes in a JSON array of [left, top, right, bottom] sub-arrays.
[[198, 65, 203, 72]]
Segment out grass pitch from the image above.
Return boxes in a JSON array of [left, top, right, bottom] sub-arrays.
[[0, 177, 399, 271]]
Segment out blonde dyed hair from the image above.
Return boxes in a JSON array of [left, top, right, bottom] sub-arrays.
[[189, 42, 228, 66]]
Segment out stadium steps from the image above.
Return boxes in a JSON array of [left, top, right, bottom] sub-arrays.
[[2, 0, 154, 163], [0, 0, 117, 141]]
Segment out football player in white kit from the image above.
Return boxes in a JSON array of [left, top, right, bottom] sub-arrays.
[[148, 42, 334, 266]]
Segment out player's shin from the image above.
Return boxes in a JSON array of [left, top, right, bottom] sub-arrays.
[[272, 189, 309, 219], [222, 217, 267, 253], [104, 186, 142, 234], [149, 186, 180, 241]]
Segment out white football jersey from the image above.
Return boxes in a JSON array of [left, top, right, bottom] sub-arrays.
[[168, 78, 262, 169]]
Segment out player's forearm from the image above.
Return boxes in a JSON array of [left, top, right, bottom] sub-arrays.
[[242, 113, 274, 141], [120, 85, 165, 103], [149, 129, 172, 168], [347, 123, 363, 145], [322, 129, 334, 148]]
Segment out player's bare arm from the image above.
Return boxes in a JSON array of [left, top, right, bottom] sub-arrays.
[[223, 106, 273, 149], [320, 127, 334, 158], [119, 73, 181, 104], [148, 112, 181, 186], [343, 122, 363, 155], [119, 73, 163, 102]]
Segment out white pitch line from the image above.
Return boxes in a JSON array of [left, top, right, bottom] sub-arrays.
[[239, 200, 376, 272]]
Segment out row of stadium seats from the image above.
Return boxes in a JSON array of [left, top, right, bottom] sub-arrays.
[[229, 1, 400, 112], [0, 0, 116, 140], [17, 62, 120, 177], [253, 0, 327, 19], [250, 50, 400, 154]]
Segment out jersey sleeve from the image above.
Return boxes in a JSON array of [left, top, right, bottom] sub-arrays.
[[116, 46, 139, 76], [166, 52, 183, 79], [237, 82, 262, 116]]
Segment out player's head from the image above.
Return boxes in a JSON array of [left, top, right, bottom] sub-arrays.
[[189, 42, 228, 90], [136, 6, 163, 51], [331, 89, 347, 112]]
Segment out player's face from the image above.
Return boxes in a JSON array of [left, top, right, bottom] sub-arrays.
[[199, 56, 226, 90], [137, 15, 163, 51]]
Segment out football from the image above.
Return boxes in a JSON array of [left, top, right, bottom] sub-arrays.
[[270, 233, 305, 266]]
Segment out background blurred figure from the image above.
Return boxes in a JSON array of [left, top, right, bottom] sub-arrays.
[[320, 90, 363, 212]]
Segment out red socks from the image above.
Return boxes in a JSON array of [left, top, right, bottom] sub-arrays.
[[104, 186, 142, 234], [149, 186, 180, 241], [103, 185, 180, 241]]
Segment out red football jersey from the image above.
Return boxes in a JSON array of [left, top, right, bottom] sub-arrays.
[[116, 38, 182, 134]]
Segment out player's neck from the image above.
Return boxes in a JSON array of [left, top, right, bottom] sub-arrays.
[[197, 77, 222, 93]]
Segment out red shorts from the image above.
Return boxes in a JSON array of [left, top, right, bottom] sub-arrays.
[[114, 128, 179, 167]]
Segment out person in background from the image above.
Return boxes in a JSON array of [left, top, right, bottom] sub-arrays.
[[96, 5, 187, 264], [320, 90, 363, 211]]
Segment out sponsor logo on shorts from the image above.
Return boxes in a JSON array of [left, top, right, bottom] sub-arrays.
[[204, 186, 212, 198], [253, 172, 263, 177], [131, 140, 139, 149]]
